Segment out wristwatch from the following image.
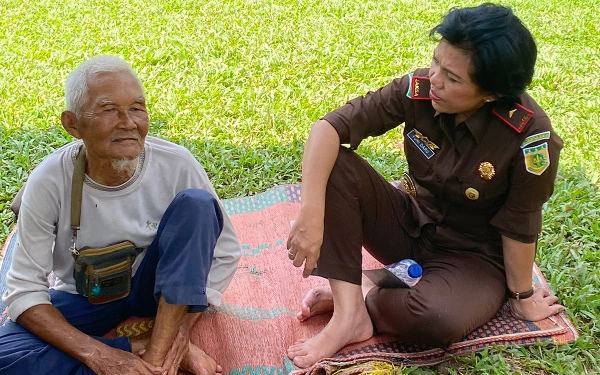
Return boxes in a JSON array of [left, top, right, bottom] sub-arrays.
[[507, 287, 534, 300]]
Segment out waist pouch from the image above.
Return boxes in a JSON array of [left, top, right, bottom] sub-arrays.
[[73, 240, 140, 304]]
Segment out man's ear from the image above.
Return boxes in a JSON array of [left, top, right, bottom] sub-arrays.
[[61, 111, 82, 139]]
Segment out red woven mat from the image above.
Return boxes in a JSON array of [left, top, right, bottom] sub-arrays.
[[1, 185, 578, 374]]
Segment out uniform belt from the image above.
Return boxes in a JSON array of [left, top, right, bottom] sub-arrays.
[[401, 172, 417, 198]]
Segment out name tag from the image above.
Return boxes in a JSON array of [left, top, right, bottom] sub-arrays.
[[407, 129, 435, 159]]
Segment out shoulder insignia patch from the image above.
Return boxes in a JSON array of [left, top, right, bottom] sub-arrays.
[[406, 75, 431, 100], [492, 103, 533, 133], [521, 131, 551, 148], [523, 142, 550, 175]]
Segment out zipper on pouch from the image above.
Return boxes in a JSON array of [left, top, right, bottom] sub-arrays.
[[73, 241, 135, 259]]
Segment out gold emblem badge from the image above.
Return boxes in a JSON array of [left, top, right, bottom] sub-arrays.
[[478, 162, 496, 181], [414, 129, 439, 151], [465, 188, 479, 200]]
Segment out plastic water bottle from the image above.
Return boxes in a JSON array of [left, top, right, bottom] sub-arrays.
[[384, 259, 422, 288]]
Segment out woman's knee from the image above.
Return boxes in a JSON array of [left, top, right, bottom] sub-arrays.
[[407, 308, 470, 348], [369, 290, 473, 348]]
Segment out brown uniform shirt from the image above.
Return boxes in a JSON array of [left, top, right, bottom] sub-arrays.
[[324, 68, 563, 246]]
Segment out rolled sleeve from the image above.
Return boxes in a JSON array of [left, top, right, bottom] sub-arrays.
[[205, 207, 241, 307], [492, 206, 541, 243], [322, 74, 412, 149], [490, 122, 562, 241], [6, 291, 52, 321], [3, 196, 57, 321]]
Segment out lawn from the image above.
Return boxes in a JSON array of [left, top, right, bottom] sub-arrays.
[[1, 0, 598, 373]]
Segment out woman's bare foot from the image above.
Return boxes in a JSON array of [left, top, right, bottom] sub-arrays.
[[288, 306, 373, 368], [180, 343, 223, 375], [288, 280, 374, 368], [297, 286, 334, 322]]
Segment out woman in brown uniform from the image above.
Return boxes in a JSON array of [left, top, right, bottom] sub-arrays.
[[286, 3, 565, 368]]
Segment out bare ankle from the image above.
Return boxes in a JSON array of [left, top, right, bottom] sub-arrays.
[[129, 331, 153, 354], [141, 347, 164, 366]]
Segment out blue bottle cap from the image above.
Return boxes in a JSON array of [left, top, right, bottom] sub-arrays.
[[408, 264, 422, 278]]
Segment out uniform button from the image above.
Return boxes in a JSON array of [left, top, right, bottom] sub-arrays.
[[436, 175, 441, 182], [465, 187, 479, 200]]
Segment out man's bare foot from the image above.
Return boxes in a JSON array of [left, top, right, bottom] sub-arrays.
[[287, 305, 373, 368], [129, 330, 153, 355], [180, 343, 222, 375], [297, 286, 334, 322]]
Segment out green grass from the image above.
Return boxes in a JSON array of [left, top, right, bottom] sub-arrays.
[[1, 0, 599, 373]]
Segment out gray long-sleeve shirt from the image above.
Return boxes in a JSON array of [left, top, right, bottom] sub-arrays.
[[3, 136, 242, 320]]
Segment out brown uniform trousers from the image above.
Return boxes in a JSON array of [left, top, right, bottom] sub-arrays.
[[314, 147, 507, 348]]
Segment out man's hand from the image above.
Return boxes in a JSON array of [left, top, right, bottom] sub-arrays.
[[161, 327, 190, 375], [286, 207, 324, 278], [15, 304, 164, 375], [88, 345, 164, 375], [509, 287, 565, 321]]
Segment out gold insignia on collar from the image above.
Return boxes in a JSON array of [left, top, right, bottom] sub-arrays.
[[465, 188, 479, 200], [478, 162, 496, 181], [492, 103, 533, 133], [414, 130, 439, 151]]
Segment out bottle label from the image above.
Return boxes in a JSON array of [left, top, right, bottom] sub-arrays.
[[363, 268, 413, 288]]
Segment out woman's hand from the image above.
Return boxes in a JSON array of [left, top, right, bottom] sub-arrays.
[[509, 287, 565, 321], [287, 206, 324, 278], [501, 236, 564, 321], [288, 120, 340, 278]]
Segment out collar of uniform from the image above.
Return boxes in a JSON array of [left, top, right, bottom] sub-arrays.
[[459, 103, 494, 144]]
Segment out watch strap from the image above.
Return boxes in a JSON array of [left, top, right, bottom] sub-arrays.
[[507, 287, 534, 300]]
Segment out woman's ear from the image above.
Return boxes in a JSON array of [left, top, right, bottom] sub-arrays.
[[61, 111, 82, 139], [485, 94, 502, 103]]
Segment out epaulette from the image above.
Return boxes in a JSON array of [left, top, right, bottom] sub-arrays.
[[492, 103, 533, 133], [406, 74, 431, 100]]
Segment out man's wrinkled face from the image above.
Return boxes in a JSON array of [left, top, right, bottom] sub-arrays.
[[77, 70, 149, 162]]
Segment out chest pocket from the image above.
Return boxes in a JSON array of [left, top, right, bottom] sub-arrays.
[[452, 169, 509, 210]]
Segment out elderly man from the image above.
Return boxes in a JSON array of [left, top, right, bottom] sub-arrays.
[[0, 55, 241, 375]]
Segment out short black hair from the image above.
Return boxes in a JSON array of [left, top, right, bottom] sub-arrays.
[[430, 3, 537, 107]]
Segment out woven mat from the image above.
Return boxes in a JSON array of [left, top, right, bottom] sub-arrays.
[[0, 184, 578, 374]]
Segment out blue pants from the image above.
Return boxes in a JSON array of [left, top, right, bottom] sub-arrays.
[[0, 189, 223, 375]]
